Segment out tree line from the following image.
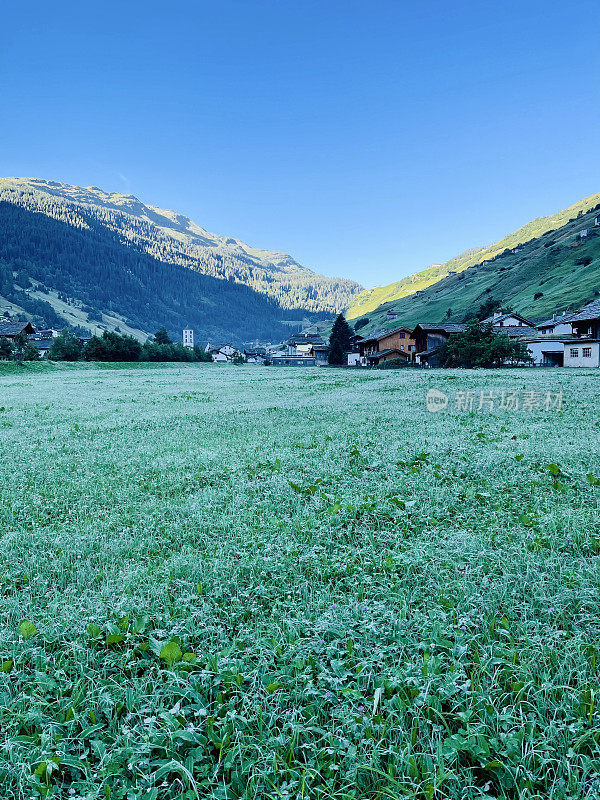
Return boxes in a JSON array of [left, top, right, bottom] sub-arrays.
[[0, 328, 214, 364]]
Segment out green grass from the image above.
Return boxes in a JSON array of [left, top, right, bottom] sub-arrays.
[[1, 363, 600, 799]]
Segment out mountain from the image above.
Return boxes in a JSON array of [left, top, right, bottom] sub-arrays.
[[347, 193, 600, 331], [0, 178, 362, 342]]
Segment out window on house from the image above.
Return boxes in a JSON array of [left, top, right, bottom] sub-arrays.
[[399, 333, 405, 338], [400, 345, 404, 350], [583, 347, 592, 358], [570, 348, 579, 358]]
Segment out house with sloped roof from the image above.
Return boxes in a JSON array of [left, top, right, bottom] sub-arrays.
[[562, 299, 600, 367], [357, 326, 416, 366], [536, 312, 574, 336], [481, 312, 535, 328], [413, 315, 537, 365], [287, 333, 326, 356], [523, 299, 600, 367], [411, 323, 467, 366], [0, 320, 36, 339]]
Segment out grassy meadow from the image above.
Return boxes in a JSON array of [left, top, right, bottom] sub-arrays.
[[1, 362, 600, 799]]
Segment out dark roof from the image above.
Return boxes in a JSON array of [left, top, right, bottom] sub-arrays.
[[375, 348, 409, 358], [536, 313, 574, 328], [482, 312, 535, 326], [288, 333, 325, 345], [366, 348, 409, 360], [31, 338, 53, 350], [496, 326, 536, 337], [361, 326, 413, 343], [0, 321, 35, 336], [568, 299, 600, 323], [412, 323, 467, 334], [272, 354, 316, 361]]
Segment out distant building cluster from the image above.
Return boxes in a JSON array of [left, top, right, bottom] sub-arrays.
[[4, 293, 600, 369]]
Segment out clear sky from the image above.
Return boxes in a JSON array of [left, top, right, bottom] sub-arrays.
[[1, 0, 599, 288]]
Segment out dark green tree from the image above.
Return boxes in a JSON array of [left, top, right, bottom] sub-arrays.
[[12, 332, 27, 365], [329, 313, 353, 361], [436, 321, 533, 368], [328, 339, 345, 365], [48, 329, 83, 361], [83, 331, 142, 362], [463, 296, 501, 323], [193, 345, 213, 362], [154, 326, 172, 345], [0, 337, 13, 360], [22, 342, 40, 361]]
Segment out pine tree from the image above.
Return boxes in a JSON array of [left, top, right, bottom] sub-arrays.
[[329, 313, 353, 354], [328, 339, 345, 365], [154, 326, 172, 345]]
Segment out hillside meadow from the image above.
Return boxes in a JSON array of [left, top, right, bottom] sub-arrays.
[[1, 362, 600, 799]]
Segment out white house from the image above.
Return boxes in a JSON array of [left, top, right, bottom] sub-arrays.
[[564, 342, 600, 367], [536, 312, 573, 336], [205, 342, 238, 362], [524, 338, 566, 367], [561, 299, 600, 367], [183, 329, 194, 348], [483, 312, 535, 328]]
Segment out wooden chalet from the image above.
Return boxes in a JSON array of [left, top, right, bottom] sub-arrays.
[[0, 320, 35, 340], [358, 326, 416, 366], [411, 323, 467, 366]]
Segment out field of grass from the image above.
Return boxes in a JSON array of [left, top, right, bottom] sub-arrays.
[[1, 362, 600, 799]]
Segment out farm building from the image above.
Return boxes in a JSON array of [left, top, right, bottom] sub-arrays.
[[564, 342, 600, 367], [205, 343, 238, 362]]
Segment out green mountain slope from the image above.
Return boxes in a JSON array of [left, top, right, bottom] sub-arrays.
[[348, 193, 600, 329], [0, 178, 362, 341]]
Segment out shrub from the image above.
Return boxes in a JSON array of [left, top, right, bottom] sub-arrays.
[[436, 321, 533, 368], [0, 337, 13, 360], [48, 330, 83, 361], [83, 331, 142, 362], [376, 358, 409, 369]]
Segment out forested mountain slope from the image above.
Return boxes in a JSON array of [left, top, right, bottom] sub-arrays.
[[0, 178, 361, 341], [348, 193, 600, 331]]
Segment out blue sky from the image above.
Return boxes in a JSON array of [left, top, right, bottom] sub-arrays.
[[1, 0, 599, 288]]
